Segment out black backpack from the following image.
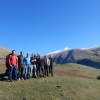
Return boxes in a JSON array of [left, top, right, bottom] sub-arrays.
[[5, 53, 11, 69]]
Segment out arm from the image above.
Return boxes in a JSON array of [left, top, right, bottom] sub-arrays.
[[16, 57, 18, 67], [23, 58, 26, 66]]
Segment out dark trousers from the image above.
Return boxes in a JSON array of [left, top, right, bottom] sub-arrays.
[[39, 66, 45, 77], [36, 64, 41, 76], [44, 65, 49, 76], [9, 66, 17, 80], [49, 65, 53, 76], [18, 65, 25, 78]]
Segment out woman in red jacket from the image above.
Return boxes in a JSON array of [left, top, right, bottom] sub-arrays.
[[8, 50, 18, 82]]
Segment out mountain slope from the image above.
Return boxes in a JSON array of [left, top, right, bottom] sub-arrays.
[[48, 46, 100, 69]]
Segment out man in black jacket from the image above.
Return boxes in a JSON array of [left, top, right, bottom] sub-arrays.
[[37, 54, 45, 77], [49, 55, 54, 76], [17, 51, 25, 80]]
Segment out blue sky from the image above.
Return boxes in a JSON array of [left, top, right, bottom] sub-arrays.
[[0, 0, 100, 56]]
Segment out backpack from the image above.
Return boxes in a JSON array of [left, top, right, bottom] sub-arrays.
[[5, 53, 11, 68]]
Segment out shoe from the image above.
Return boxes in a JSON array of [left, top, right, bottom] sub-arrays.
[[18, 78, 20, 80], [43, 76, 46, 78], [21, 78, 24, 80], [10, 80, 13, 82], [14, 78, 18, 81]]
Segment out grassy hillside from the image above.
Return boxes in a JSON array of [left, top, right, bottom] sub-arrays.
[[0, 46, 11, 64], [0, 63, 100, 100]]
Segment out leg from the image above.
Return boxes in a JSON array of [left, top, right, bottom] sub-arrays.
[[13, 66, 17, 79], [44, 66, 46, 76], [18, 65, 21, 79], [24, 67, 27, 79], [21, 66, 25, 79], [47, 66, 49, 77], [49, 65, 51, 73], [27, 66, 31, 79], [9, 66, 14, 81], [41, 66, 44, 77], [30, 65, 33, 78], [33, 64, 37, 78], [51, 65, 53, 76]]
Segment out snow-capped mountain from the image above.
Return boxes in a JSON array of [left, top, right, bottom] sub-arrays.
[[47, 46, 100, 69]]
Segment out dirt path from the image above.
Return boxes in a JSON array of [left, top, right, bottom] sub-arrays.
[[54, 69, 94, 79]]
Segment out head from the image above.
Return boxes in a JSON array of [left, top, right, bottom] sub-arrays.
[[49, 55, 52, 58], [34, 54, 36, 57], [37, 53, 39, 57], [31, 53, 34, 57], [12, 50, 16, 55], [37, 54, 41, 58], [26, 53, 29, 57], [44, 55, 47, 58], [20, 51, 23, 56]]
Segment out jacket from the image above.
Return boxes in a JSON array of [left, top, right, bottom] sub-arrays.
[[8, 53, 18, 66], [18, 55, 24, 65], [43, 58, 50, 66], [24, 57, 31, 65]]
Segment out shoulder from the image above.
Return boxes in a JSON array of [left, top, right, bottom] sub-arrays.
[[9, 55, 12, 58]]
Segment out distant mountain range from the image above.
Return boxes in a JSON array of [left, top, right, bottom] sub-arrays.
[[47, 46, 100, 69]]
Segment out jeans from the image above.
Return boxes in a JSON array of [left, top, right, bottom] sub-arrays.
[[32, 64, 37, 78], [24, 65, 31, 79], [30, 65, 33, 77], [9, 66, 17, 80]]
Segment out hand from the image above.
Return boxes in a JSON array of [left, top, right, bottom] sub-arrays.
[[10, 65, 12, 67]]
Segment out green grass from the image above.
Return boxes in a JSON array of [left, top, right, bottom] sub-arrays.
[[0, 63, 100, 100]]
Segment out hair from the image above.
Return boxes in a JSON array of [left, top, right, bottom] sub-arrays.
[[12, 50, 16, 52]]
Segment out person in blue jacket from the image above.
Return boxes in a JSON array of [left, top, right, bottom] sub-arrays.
[[24, 53, 31, 79]]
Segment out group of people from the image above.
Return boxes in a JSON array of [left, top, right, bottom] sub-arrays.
[[6, 50, 54, 82]]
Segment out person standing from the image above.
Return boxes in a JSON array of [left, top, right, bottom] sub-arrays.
[[17, 51, 25, 80], [30, 53, 37, 78], [37, 54, 44, 78], [43, 55, 50, 77], [24, 53, 31, 79], [8, 50, 18, 82], [49, 55, 54, 76]]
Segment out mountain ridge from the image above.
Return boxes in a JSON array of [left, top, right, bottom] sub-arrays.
[[47, 46, 100, 69]]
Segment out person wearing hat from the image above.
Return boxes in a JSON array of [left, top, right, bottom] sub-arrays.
[[24, 53, 31, 79]]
